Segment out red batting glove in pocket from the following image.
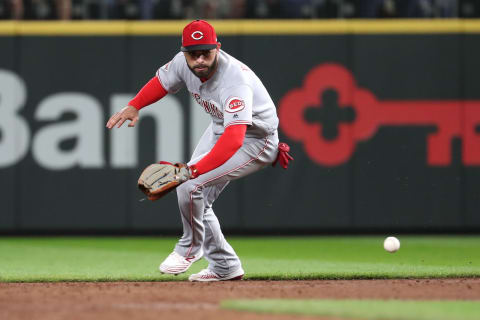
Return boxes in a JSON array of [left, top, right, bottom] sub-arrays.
[[272, 142, 294, 169]]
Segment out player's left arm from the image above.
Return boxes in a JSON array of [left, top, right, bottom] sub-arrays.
[[189, 85, 253, 178], [189, 124, 247, 178]]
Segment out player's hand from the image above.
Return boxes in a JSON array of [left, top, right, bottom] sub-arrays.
[[138, 162, 191, 201], [106, 105, 139, 129]]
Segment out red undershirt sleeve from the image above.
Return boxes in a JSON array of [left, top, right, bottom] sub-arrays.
[[128, 77, 168, 110], [191, 124, 247, 177]]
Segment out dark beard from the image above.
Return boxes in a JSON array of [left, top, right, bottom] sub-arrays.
[[188, 53, 218, 79]]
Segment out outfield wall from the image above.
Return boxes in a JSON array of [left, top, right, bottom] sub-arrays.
[[1, 20, 480, 233]]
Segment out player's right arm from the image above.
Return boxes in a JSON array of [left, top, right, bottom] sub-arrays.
[[106, 53, 184, 129], [106, 77, 168, 129], [105, 105, 139, 129]]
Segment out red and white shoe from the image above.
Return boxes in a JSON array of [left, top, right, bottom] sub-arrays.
[[188, 267, 244, 282], [159, 251, 203, 275]]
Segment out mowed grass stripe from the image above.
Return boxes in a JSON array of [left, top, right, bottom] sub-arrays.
[[0, 237, 207, 282], [221, 299, 480, 320], [0, 236, 479, 282]]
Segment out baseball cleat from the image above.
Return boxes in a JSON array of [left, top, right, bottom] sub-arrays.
[[188, 267, 244, 282], [159, 251, 203, 275]]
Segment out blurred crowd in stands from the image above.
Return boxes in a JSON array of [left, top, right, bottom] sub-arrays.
[[0, 0, 478, 20]]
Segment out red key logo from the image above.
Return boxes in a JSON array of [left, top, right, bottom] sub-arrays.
[[278, 63, 480, 167]]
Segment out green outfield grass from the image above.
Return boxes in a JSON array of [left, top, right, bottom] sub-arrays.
[[0, 236, 479, 282], [221, 299, 480, 320]]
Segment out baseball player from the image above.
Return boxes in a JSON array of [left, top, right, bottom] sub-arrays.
[[106, 20, 292, 281]]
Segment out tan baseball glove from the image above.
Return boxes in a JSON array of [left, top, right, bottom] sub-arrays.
[[138, 162, 191, 201]]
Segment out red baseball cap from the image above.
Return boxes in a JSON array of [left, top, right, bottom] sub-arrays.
[[181, 20, 218, 52]]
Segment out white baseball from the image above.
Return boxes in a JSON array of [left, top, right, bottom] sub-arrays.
[[383, 236, 400, 253]]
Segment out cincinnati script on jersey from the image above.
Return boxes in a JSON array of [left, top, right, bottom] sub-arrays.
[[192, 92, 224, 119]]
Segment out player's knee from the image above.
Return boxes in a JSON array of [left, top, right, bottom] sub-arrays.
[[176, 180, 198, 198], [176, 182, 188, 197]]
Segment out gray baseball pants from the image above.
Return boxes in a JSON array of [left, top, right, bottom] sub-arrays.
[[174, 123, 279, 276]]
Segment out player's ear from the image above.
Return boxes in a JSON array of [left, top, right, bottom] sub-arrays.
[[216, 42, 221, 50]]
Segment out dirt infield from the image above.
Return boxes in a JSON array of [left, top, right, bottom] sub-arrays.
[[1, 279, 479, 320]]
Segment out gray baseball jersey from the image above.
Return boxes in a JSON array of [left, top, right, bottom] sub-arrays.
[[156, 49, 279, 276], [156, 49, 279, 139]]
